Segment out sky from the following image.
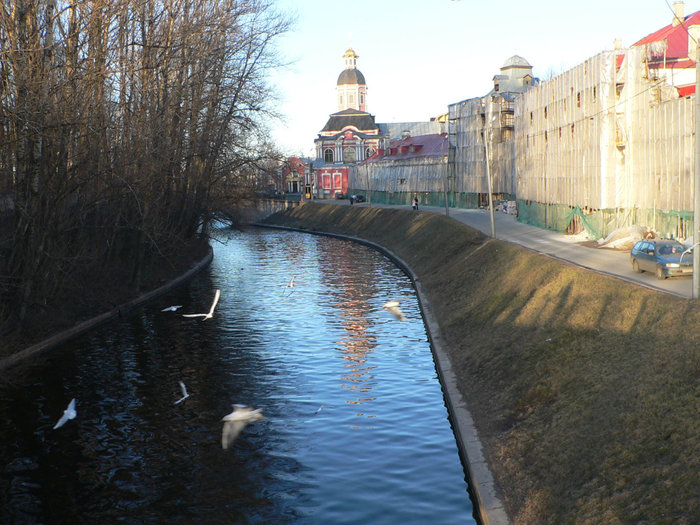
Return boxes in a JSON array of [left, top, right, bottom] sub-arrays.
[[268, 0, 700, 158]]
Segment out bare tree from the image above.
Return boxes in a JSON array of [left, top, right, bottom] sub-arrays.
[[0, 0, 290, 340]]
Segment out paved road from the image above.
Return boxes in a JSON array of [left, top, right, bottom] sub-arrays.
[[335, 199, 693, 298]]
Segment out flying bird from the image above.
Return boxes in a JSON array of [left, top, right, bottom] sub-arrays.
[[383, 300, 406, 321], [161, 305, 183, 312], [283, 276, 295, 296], [183, 289, 220, 320], [221, 405, 264, 450], [174, 381, 190, 405], [53, 398, 77, 430]]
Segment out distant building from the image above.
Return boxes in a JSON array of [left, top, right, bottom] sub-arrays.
[[631, 0, 700, 97], [515, 3, 699, 239], [355, 133, 448, 206], [492, 55, 537, 94], [280, 157, 314, 197], [448, 55, 539, 207], [314, 48, 384, 198]]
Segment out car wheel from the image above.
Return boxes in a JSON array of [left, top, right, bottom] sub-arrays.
[[655, 265, 666, 280], [632, 259, 642, 273]]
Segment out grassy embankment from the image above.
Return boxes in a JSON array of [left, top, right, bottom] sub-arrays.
[[263, 202, 699, 525]]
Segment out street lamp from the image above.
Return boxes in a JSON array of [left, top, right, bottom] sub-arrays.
[[441, 131, 449, 216], [485, 97, 496, 238]]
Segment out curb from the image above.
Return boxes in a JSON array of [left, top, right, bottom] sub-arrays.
[[0, 246, 214, 371], [253, 223, 511, 525]]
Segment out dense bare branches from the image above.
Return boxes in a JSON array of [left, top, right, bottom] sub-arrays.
[[0, 0, 288, 334]]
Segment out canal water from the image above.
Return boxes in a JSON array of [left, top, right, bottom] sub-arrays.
[[0, 226, 476, 524]]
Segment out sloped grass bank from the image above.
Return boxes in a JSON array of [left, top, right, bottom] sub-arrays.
[[263, 202, 700, 524]]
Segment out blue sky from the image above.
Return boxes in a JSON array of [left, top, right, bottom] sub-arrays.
[[268, 0, 698, 157]]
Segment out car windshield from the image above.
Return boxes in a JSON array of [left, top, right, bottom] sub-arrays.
[[658, 244, 684, 255]]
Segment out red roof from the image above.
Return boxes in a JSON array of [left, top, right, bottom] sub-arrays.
[[676, 84, 696, 97], [633, 11, 700, 68]]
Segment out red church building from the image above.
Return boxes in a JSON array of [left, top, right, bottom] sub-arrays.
[[314, 48, 385, 198]]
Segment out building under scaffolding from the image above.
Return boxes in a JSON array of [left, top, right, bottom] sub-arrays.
[[516, 45, 694, 240], [353, 133, 448, 207]]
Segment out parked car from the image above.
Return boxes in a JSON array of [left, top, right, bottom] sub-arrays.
[[351, 194, 365, 203], [630, 239, 693, 279], [334, 191, 346, 199]]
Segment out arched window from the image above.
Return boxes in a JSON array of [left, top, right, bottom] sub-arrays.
[[365, 147, 375, 159], [324, 148, 334, 163], [343, 147, 356, 163]]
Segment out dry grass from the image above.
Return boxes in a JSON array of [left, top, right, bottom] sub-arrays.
[[265, 202, 700, 524]]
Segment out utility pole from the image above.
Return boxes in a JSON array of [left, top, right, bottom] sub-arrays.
[[694, 39, 700, 298]]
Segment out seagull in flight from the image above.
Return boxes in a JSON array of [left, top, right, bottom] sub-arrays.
[[183, 289, 220, 320], [383, 300, 406, 321], [221, 405, 264, 450], [174, 381, 190, 405], [161, 305, 183, 312], [283, 277, 295, 296], [53, 398, 77, 430]]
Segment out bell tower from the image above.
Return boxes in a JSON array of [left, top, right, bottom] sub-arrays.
[[336, 48, 367, 112]]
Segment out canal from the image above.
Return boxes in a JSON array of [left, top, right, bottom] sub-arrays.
[[0, 226, 476, 524]]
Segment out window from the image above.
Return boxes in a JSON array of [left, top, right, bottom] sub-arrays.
[[349, 94, 354, 105], [365, 147, 375, 158], [339, 95, 343, 106], [577, 92, 581, 108], [544, 106, 547, 119], [324, 148, 334, 163], [343, 147, 356, 163], [360, 94, 365, 105]]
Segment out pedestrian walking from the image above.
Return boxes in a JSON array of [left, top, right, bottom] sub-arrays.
[[412, 196, 418, 210]]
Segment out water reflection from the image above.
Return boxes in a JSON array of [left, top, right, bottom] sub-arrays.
[[0, 227, 475, 524]]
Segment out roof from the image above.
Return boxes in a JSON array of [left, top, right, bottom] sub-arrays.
[[337, 68, 366, 85], [633, 10, 700, 69], [366, 133, 448, 163], [378, 121, 445, 140], [501, 55, 532, 69], [319, 109, 378, 133]]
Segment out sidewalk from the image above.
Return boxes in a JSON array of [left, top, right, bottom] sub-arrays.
[[358, 201, 693, 298]]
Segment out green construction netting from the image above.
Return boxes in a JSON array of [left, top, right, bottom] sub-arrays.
[[343, 192, 693, 241], [516, 200, 694, 241]]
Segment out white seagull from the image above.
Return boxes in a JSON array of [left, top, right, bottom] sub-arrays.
[[383, 300, 406, 321], [221, 405, 264, 450], [283, 277, 295, 296], [182, 289, 220, 320], [53, 398, 77, 430], [161, 305, 183, 312], [174, 381, 190, 405]]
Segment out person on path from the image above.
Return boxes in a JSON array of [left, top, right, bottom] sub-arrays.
[[412, 196, 418, 210]]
